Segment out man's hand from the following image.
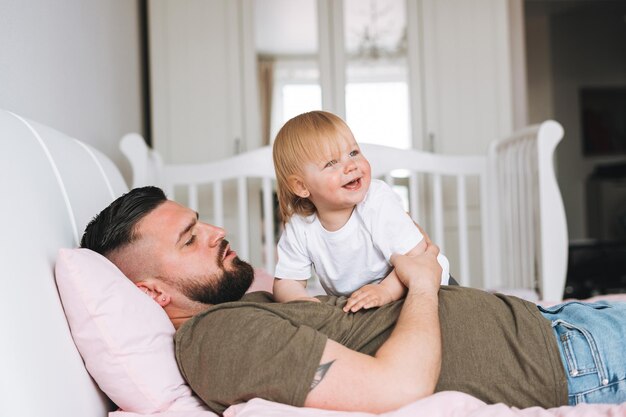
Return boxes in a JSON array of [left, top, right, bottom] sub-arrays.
[[343, 283, 394, 313], [343, 239, 440, 313], [412, 220, 433, 247], [390, 244, 441, 295]]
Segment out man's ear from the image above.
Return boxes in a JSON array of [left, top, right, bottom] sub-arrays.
[[136, 281, 170, 307], [288, 175, 310, 198]]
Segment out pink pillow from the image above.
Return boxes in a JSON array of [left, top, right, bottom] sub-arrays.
[[55, 248, 212, 415]]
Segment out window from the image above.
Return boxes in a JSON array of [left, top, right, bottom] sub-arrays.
[[272, 61, 410, 151], [270, 59, 321, 141]]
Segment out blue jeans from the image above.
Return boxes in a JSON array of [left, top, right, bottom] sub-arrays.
[[538, 301, 626, 405]]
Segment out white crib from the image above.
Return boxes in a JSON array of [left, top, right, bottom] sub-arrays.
[[121, 121, 568, 301]]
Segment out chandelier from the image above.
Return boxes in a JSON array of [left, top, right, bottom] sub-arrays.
[[346, 0, 407, 61]]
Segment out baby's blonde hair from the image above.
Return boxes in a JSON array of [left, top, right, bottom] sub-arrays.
[[273, 110, 355, 222]]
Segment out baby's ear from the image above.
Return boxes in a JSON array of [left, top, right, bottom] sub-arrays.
[[288, 175, 310, 198]]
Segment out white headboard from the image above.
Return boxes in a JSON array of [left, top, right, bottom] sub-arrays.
[[0, 109, 127, 416]]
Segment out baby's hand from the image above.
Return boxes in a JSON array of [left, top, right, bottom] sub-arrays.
[[343, 284, 393, 313]]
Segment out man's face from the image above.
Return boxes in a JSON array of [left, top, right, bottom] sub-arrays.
[[135, 200, 253, 304]]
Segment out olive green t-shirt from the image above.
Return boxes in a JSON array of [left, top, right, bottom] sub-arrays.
[[175, 286, 567, 414]]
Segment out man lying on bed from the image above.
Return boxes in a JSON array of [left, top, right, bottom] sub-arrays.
[[81, 186, 626, 414]]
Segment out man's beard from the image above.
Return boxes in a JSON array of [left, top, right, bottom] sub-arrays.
[[179, 241, 255, 305]]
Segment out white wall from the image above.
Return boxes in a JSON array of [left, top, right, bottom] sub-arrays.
[[0, 0, 144, 183]]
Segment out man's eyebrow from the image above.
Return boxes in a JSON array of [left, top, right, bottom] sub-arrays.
[[176, 212, 199, 244]]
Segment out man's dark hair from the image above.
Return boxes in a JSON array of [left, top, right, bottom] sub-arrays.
[[81, 186, 167, 255]]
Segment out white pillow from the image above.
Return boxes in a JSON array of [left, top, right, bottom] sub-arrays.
[[55, 248, 212, 415]]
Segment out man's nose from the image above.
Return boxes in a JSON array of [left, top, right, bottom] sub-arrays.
[[207, 224, 226, 247]]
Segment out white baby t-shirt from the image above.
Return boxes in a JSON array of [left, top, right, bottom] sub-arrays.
[[274, 179, 451, 296]]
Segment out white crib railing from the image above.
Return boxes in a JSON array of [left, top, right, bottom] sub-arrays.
[[486, 120, 568, 301], [120, 121, 568, 301]]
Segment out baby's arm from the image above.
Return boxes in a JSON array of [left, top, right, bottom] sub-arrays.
[[273, 278, 320, 303], [343, 238, 427, 313]]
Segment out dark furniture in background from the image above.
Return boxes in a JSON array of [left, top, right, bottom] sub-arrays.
[[580, 87, 626, 157], [573, 161, 626, 299], [565, 240, 626, 299], [586, 162, 626, 240]]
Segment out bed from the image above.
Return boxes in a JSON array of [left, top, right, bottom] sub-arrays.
[[2, 108, 624, 417]]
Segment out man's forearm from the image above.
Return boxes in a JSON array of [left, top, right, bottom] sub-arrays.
[[305, 285, 441, 412], [304, 249, 442, 413], [376, 250, 443, 397], [376, 287, 441, 397]]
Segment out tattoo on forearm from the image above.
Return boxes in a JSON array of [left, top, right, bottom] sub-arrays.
[[310, 360, 335, 391]]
